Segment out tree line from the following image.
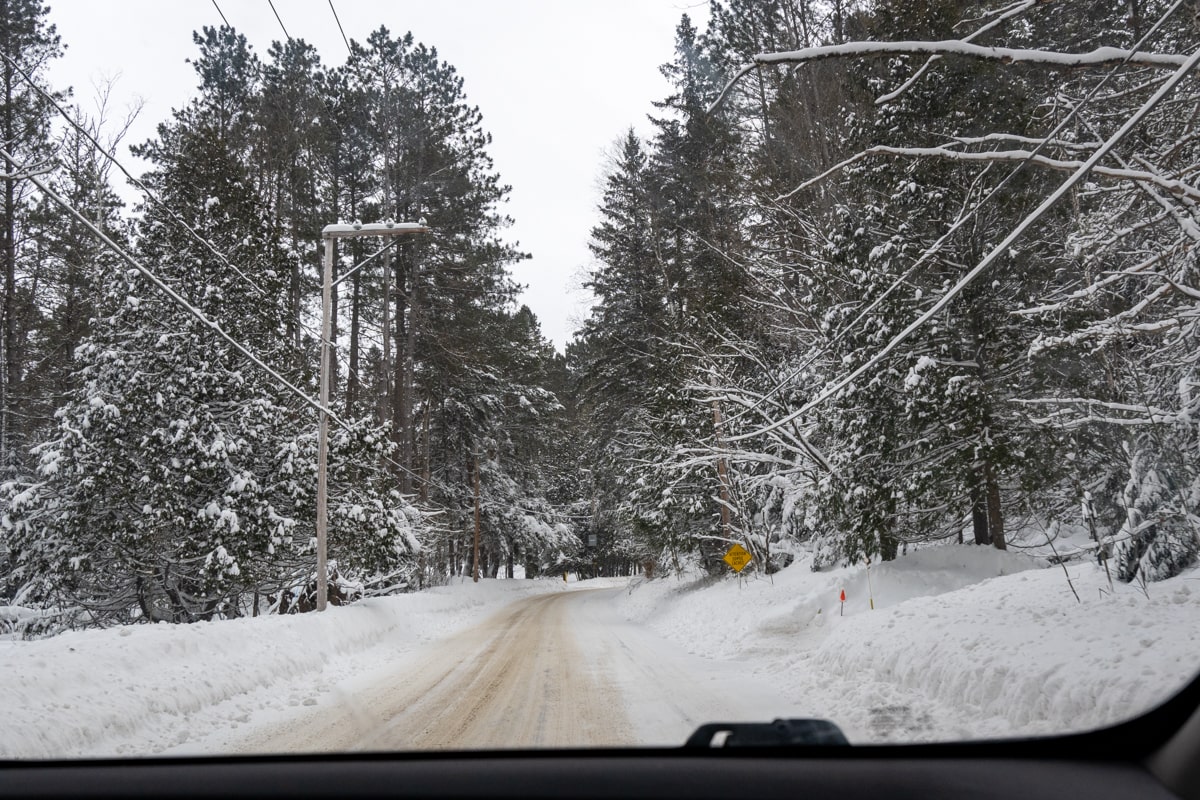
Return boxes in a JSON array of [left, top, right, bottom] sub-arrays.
[[572, 0, 1200, 585], [0, 3, 576, 629], [3, 0, 1199, 633]]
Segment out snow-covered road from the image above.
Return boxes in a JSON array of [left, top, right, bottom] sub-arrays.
[[232, 588, 781, 752], [6, 545, 1198, 758]]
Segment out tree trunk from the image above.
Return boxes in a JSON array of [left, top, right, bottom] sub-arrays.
[[472, 453, 481, 582], [420, 399, 431, 503], [985, 461, 1006, 551], [379, 248, 391, 425], [712, 399, 732, 541], [1, 47, 17, 469], [391, 256, 408, 491], [971, 474, 991, 545], [1128, 0, 1143, 39], [399, 241, 416, 494]]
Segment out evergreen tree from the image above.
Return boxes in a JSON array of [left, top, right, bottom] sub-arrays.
[[1, 25, 422, 622], [0, 0, 61, 475]]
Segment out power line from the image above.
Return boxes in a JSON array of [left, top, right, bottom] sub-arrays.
[[328, 0, 352, 54], [0, 51, 271, 303], [267, 0, 291, 40], [725, 0, 1191, 433], [731, 40, 1200, 446], [7, 11, 458, 503], [0, 49, 345, 362], [4, 144, 458, 499], [2, 144, 338, 426], [210, 0, 230, 27]]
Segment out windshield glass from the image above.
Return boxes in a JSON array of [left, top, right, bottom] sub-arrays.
[[2, 0, 1200, 757]]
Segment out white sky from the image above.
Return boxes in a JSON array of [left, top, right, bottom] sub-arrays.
[[43, 0, 709, 350]]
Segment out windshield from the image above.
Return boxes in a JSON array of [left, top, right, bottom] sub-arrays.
[[2, 0, 1200, 758]]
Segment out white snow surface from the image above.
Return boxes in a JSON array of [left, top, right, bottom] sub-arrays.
[[615, 543, 1200, 742], [0, 578, 571, 758], [2, 543, 1199, 756]]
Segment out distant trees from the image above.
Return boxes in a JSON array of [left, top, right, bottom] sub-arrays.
[[5, 0, 1197, 632]]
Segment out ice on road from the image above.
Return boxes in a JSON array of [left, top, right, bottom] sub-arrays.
[[233, 588, 782, 752]]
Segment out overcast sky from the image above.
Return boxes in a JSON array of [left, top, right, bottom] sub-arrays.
[[43, 0, 710, 350]]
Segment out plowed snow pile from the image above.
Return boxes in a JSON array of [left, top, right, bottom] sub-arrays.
[[616, 543, 1200, 741]]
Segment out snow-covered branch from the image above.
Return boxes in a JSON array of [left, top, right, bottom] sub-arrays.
[[1016, 394, 1193, 429], [711, 41, 1188, 113], [876, 0, 1040, 104], [780, 145, 1200, 204]]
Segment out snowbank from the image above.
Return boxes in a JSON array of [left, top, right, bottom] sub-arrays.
[[5, 548, 1197, 754], [616, 545, 1200, 742], [0, 578, 566, 758]]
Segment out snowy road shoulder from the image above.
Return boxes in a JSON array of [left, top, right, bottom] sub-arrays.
[[612, 546, 1200, 742], [0, 578, 575, 758], [5, 545, 1199, 757]]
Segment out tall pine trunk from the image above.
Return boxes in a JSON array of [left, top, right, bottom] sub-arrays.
[[390, 254, 409, 492], [1, 41, 17, 470]]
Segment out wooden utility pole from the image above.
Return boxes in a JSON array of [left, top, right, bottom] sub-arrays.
[[472, 451, 482, 583], [379, 247, 391, 425], [316, 222, 428, 612]]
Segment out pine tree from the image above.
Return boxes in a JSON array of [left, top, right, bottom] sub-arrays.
[[1, 25, 423, 622], [0, 0, 61, 475]]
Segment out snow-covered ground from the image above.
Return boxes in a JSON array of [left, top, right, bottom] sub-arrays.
[[3, 540, 1198, 757], [0, 577, 573, 758], [615, 541, 1200, 742]]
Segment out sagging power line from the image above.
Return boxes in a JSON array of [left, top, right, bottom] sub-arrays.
[[328, 0, 352, 54], [731, 38, 1200, 446], [267, 0, 290, 40], [721, 0, 1192, 437]]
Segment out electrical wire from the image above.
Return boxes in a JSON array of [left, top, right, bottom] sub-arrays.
[[2, 144, 337, 425], [731, 38, 1200, 446], [725, 0, 1191, 435], [328, 0, 352, 54], [6, 147, 452, 497], [0, 51, 273, 303], [210, 0, 230, 27], [266, 0, 290, 40], [0, 49, 351, 362]]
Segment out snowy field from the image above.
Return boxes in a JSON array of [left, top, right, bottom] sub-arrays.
[[2, 541, 1199, 757]]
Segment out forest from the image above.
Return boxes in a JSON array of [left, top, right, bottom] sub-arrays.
[[1, 0, 1198, 631]]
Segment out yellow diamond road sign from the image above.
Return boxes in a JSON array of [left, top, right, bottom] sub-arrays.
[[723, 543, 752, 573]]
